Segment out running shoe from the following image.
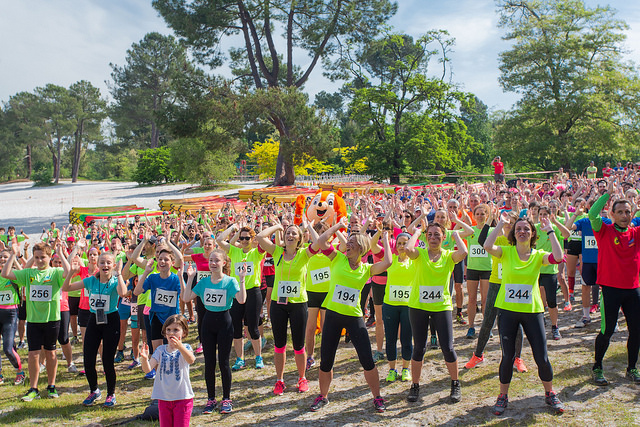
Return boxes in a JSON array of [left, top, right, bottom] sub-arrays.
[[195, 343, 203, 355], [569, 292, 575, 303], [456, 314, 467, 325], [202, 399, 217, 414], [545, 390, 565, 413], [39, 364, 45, 373], [231, 357, 245, 371], [592, 368, 608, 386], [465, 354, 484, 369], [465, 327, 476, 339], [310, 394, 328, 412], [590, 304, 598, 314], [70, 337, 79, 346], [372, 350, 385, 362], [298, 377, 309, 393], [401, 368, 412, 382], [552, 326, 562, 340], [17, 340, 26, 349], [14, 371, 26, 386], [306, 356, 316, 370], [366, 317, 376, 328], [373, 396, 386, 412], [574, 316, 591, 328], [83, 389, 102, 406], [103, 394, 116, 407], [21, 388, 40, 401], [513, 357, 528, 373], [450, 380, 461, 403], [430, 335, 438, 349], [144, 369, 156, 380], [244, 340, 252, 353], [47, 385, 59, 398], [129, 349, 135, 360], [626, 368, 640, 383], [219, 399, 233, 414], [563, 301, 572, 311], [407, 383, 420, 402], [68, 363, 78, 373], [261, 336, 267, 349], [128, 360, 141, 370], [386, 369, 398, 382], [114, 350, 125, 363], [273, 380, 286, 396], [188, 317, 196, 324], [255, 355, 264, 369], [493, 393, 508, 415]]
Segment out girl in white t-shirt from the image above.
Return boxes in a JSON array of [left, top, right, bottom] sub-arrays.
[[140, 314, 195, 427]]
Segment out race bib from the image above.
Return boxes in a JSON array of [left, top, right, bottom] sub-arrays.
[[197, 271, 212, 282], [30, 285, 52, 302], [234, 261, 254, 276], [131, 304, 138, 316], [584, 236, 598, 249], [120, 296, 132, 306], [310, 267, 330, 284], [469, 245, 487, 258], [570, 229, 581, 240], [419, 286, 443, 303], [498, 264, 502, 280], [154, 289, 178, 307], [203, 288, 227, 307], [417, 240, 427, 249], [504, 284, 533, 304], [332, 285, 359, 307], [0, 290, 14, 304], [388, 285, 410, 302], [90, 294, 111, 311], [278, 281, 300, 298]]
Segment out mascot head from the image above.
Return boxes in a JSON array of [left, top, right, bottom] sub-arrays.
[[294, 189, 347, 228]]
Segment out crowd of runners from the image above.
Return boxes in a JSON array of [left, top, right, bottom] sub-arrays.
[[1, 161, 640, 425]]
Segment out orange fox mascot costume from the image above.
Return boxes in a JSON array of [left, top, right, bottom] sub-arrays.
[[294, 189, 347, 228]]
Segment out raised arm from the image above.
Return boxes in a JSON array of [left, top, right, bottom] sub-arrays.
[[370, 232, 392, 275], [215, 224, 238, 253], [134, 259, 155, 296], [451, 231, 468, 263], [255, 224, 282, 254], [540, 217, 564, 264], [484, 213, 507, 258], [182, 264, 197, 302]]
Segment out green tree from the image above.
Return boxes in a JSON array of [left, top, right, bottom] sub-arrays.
[[460, 95, 493, 171], [133, 146, 176, 184], [109, 32, 191, 149], [152, 0, 397, 185], [68, 81, 107, 182], [347, 32, 476, 183], [495, 0, 640, 171]]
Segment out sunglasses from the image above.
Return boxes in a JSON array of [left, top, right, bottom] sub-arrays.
[[238, 236, 251, 241], [383, 227, 392, 231]]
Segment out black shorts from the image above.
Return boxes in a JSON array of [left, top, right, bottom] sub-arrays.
[[467, 269, 491, 281], [371, 282, 386, 306], [567, 240, 582, 256], [307, 291, 327, 309], [18, 300, 27, 321], [539, 273, 558, 309], [78, 308, 91, 328], [264, 275, 275, 288], [582, 262, 598, 286], [137, 304, 147, 330], [150, 315, 166, 341], [27, 320, 60, 352], [453, 260, 464, 283], [68, 296, 81, 316]]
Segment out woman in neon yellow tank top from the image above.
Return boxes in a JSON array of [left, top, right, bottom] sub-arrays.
[[484, 214, 565, 416], [403, 223, 467, 404]]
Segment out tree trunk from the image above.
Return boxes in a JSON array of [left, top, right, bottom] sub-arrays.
[[54, 136, 62, 184], [25, 145, 32, 178], [72, 121, 84, 183], [274, 149, 295, 186], [151, 121, 159, 148]]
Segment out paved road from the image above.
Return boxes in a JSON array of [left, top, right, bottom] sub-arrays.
[[0, 180, 267, 236]]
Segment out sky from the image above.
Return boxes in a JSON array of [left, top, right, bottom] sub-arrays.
[[1, 0, 640, 112]]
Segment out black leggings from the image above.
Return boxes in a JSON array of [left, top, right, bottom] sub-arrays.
[[382, 304, 412, 361], [201, 310, 233, 400], [57, 310, 70, 345], [231, 287, 262, 340], [594, 285, 640, 370], [270, 301, 307, 351], [475, 282, 523, 359], [0, 308, 21, 370], [195, 297, 205, 341], [498, 310, 552, 384], [320, 310, 375, 372], [409, 308, 456, 363], [83, 311, 120, 395]]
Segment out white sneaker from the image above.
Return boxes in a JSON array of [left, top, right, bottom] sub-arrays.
[[39, 364, 46, 373], [574, 316, 591, 328], [68, 363, 78, 373]]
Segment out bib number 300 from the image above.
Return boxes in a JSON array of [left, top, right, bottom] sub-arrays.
[[504, 284, 533, 304]]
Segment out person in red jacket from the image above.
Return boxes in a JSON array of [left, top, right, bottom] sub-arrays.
[[492, 157, 505, 183]]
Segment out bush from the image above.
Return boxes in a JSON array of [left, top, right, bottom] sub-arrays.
[[133, 147, 176, 184], [32, 164, 53, 186]]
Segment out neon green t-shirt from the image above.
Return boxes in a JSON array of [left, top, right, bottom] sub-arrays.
[[536, 224, 562, 274], [229, 245, 264, 290], [271, 245, 310, 304], [14, 267, 64, 323], [130, 262, 157, 307], [323, 251, 372, 317], [306, 252, 331, 293], [0, 277, 20, 305], [489, 235, 509, 284], [494, 246, 547, 313], [408, 248, 455, 312], [465, 226, 492, 271], [384, 255, 414, 306]]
